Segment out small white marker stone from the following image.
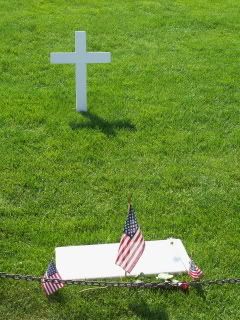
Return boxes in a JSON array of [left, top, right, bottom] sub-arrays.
[[50, 31, 111, 112]]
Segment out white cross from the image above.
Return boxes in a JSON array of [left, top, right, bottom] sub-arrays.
[[50, 31, 111, 112]]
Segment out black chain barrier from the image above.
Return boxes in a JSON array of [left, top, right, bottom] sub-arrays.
[[0, 272, 239, 291]]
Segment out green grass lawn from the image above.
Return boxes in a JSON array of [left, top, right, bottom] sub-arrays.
[[0, 0, 240, 319]]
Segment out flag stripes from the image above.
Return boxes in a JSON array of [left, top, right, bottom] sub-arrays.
[[188, 260, 203, 279], [42, 261, 64, 295], [115, 204, 145, 274]]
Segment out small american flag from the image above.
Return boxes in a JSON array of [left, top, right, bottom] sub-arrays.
[[115, 204, 145, 274], [188, 259, 203, 279], [42, 261, 64, 295]]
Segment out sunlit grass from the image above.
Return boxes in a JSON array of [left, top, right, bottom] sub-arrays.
[[0, 0, 240, 319]]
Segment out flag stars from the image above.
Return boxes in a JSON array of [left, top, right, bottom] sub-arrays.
[[124, 210, 139, 238]]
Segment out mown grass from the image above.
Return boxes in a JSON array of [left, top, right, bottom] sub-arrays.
[[0, 0, 240, 319]]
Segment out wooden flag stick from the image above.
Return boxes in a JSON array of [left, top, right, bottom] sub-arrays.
[[128, 194, 132, 210]]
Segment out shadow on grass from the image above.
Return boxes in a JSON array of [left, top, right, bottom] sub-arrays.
[[130, 299, 169, 320], [194, 283, 206, 300], [69, 111, 136, 136], [47, 291, 65, 303]]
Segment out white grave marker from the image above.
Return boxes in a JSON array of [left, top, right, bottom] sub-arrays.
[[56, 239, 190, 280], [50, 31, 111, 112]]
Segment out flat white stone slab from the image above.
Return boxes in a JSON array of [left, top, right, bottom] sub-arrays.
[[56, 239, 190, 280]]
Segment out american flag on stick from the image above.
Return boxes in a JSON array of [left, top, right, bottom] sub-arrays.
[[42, 261, 64, 295], [188, 259, 203, 279], [115, 203, 145, 274]]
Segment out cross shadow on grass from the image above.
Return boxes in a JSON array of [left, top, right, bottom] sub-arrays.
[[69, 111, 136, 136], [129, 299, 169, 320]]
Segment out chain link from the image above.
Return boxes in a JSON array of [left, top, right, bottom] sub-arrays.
[[189, 278, 240, 286], [0, 272, 239, 289]]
